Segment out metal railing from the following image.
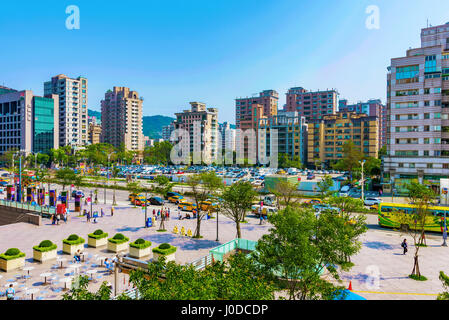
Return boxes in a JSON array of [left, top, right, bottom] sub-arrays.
[[0, 199, 56, 215]]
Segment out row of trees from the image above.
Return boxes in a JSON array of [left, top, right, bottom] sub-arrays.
[[64, 198, 368, 301]]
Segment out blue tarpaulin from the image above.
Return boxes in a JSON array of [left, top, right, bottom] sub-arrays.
[[334, 289, 367, 300]]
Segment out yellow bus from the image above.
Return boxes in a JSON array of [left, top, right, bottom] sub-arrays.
[[378, 202, 449, 233]]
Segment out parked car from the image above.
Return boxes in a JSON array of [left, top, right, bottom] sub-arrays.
[[149, 196, 164, 205], [364, 197, 381, 207]]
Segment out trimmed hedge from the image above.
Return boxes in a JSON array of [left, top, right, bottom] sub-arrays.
[[130, 239, 152, 249], [63, 234, 85, 245], [108, 233, 129, 244], [152, 243, 177, 255], [0, 248, 25, 261], [88, 229, 108, 239], [33, 240, 57, 252]]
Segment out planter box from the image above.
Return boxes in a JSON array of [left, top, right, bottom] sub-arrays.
[[153, 251, 176, 262], [63, 243, 85, 255], [33, 249, 57, 263], [0, 256, 25, 272], [88, 237, 107, 248], [129, 246, 152, 259], [108, 241, 129, 253]]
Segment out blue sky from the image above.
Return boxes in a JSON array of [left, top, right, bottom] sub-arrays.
[[0, 0, 447, 122]]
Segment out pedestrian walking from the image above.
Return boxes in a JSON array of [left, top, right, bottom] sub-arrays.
[[6, 284, 15, 300], [111, 206, 114, 216], [101, 208, 104, 217], [87, 211, 91, 223], [56, 214, 60, 225], [401, 239, 408, 255]]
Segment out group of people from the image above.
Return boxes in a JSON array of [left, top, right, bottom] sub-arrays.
[[152, 207, 170, 221], [51, 211, 68, 225], [83, 207, 115, 223]]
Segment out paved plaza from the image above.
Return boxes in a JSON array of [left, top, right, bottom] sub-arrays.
[[0, 186, 448, 300]]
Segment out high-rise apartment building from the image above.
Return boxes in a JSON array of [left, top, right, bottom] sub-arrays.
[[88, 122, 102, 145], [100, 87, 144, 151], [284, 87, 339, 121], [0, 88, 59, 155], [339, 99, 387, 147], [258, 111, 308, 165], [235, 90, 278, 129], [384, 22, 449, 194], [307, 112, 378, 168], [218, 122, 236, 154], [44, 74, 88, 148], [162, 122, 175, 142], [173, 102, 218, 163]]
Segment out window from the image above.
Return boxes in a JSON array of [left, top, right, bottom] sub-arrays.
[[427, 163, 433, 169], [424, 101, 430, 107], [425, 55, 437, 73], [424, 113, 430, 119], [424, 88, 430, 94], [435, 113, 441, 119]]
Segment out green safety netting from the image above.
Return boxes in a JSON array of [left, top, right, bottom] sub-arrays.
[[210, 238, 257, 262]]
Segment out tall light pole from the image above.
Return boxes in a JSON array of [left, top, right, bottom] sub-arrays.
[[359, 160, 366, 201], [443, 189, 448, 247], [144, 190, 148, 228], [215, 208, 219, 242], [11, 153, 16, 186]]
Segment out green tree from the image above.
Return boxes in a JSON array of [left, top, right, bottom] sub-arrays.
[[187, 172, 223, 238], [123, 254, 275, 300], [397, 182, 437, 279], [437, 271, 449, 300], [317, 175, 334, 201], [144, 141, 173, 165], [332, 141, 363, 176], [153, 175, 175, 198], [327, 196, 365, 213], [269, 179, 299, 209], [221, 181, 257, 238], [254, 206, 366, 300], [55, 168, 81, 190], [62, 275, 112, 300]]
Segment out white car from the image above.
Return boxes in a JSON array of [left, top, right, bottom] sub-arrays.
[[364, 198, 381, 206]]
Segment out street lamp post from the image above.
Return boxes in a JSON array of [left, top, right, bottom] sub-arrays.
[[90, 190, 93, 216], [144, 190, 148, 228], [443, 189, 448, 247], [359, 160, 366, 201], [113, 182, 117, 206], [18, 151, 23, 203], [215, 208, 219, 242]]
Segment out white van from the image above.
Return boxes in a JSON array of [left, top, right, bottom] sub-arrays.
[[339, 185, 351, 197]]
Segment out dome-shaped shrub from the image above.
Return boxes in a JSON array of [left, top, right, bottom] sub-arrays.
[[159, 243, 171, 250], [113, 233, 125, 240], [67, 234, 79, 241], [135, 238, 145, 244], [5, 248, 21, 256], [93, 229, 104, 236], [39, 240, 53, 248]]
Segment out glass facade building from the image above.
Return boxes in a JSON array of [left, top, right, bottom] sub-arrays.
[[33, 96, 55, 153]]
